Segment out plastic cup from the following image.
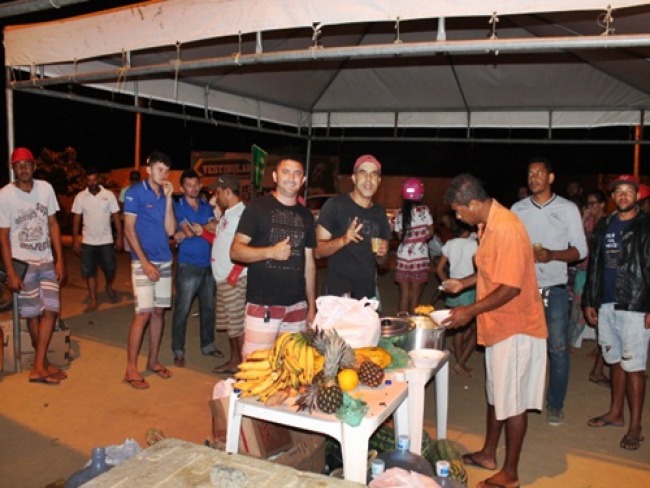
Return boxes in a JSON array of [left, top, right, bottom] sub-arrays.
[[371, 237, 381, 254]]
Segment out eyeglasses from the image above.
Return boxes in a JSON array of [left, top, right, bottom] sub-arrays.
[[586, 201, 599, 206]]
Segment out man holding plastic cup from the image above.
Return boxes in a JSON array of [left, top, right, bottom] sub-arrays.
[[315, 154, 391, 305]]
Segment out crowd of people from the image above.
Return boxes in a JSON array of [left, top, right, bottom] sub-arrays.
[[1, 146, 648, 486]]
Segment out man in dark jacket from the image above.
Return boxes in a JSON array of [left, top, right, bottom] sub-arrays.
[[583, 174, 650, 451]]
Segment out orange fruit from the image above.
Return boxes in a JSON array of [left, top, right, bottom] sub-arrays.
[[337, 368, 359, 392]]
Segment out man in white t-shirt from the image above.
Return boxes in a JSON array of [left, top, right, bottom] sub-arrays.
[[0, 147, 66, 385], [72, 167, 122, 312]]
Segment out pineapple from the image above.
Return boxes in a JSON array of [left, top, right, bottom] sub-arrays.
[[294, 383, 319, 413], [357, 360, 385, 387], [316, 331, 346, 414]]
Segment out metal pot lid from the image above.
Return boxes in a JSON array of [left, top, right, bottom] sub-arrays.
[[379, 317, 415, 337]]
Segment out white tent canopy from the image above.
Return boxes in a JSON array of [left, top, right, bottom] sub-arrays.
[[4, 0, 650, 133]]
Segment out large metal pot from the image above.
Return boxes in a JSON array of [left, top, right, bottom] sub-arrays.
[[379, 316, 415, 350], [404, 314, 447, 351], [380, 314, 446, 352]]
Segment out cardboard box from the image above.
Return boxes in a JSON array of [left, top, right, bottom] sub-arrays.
[[1, 320, 70, 373], [209, 398, 293, 458], [273, 429, 327, 474]]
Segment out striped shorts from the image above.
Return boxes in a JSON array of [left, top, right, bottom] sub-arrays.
[[215, 276, 247, 339], [131, 260, 172, 313], [18, 261, 60, 318], [242, 301, 308, 358]]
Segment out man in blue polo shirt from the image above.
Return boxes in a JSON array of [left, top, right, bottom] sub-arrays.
[[171, 169, 220, 367], [123, 152, 176, 389]]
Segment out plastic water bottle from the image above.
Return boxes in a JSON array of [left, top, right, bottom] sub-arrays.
[[367, 458, 386, 483], [65, 447, 111, 488], [376, 435, 434, 477]]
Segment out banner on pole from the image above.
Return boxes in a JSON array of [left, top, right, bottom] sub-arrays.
[[251, 145, 268, 191]]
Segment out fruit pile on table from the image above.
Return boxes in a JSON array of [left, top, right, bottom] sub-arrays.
[[233, 329, 392, 414]]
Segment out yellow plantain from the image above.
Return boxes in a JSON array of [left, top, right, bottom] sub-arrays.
[[246, 348, 271, 361], [304, 346, 314, 384], [238, 359, 272, 371], [283, 348, 303, 375], [233, 380, 257, 392], [234, 369, 272, 380], [249, 376, 276, 396], [271, 333, 294, 370]]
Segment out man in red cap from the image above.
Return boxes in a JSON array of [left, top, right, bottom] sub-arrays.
[[638, 183, 650, 215], [0, 147, 66, 384], [315, 154, 391, 304], [584, 174, 650, 451]]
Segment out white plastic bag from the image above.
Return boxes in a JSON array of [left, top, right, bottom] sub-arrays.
[[369, 467, 441, 488], [313, 295, 381, 348]]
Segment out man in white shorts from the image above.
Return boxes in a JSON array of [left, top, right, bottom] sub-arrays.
[[442, 174, 547, 488], [122, 152, 176, 389]]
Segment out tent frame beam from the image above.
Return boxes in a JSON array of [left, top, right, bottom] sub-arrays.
[[9, 33, 650, 90], [14, 86, 650, 146]]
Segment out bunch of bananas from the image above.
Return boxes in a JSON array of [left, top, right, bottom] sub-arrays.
[[233, 332, 323, 403]]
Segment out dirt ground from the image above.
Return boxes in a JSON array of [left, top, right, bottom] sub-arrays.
[[1, 248, 649, 487]]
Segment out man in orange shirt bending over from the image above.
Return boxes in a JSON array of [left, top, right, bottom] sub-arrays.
[[441, 173, 547, 488]]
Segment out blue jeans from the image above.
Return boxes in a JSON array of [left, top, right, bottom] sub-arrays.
[[171, 263, 216, 356], [543, 286, 570, 411]]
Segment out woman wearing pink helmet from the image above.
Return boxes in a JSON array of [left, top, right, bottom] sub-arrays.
[[394, 177, 434, 313]]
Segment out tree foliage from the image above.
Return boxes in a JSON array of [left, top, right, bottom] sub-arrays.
[[33, 146, 86, 196]]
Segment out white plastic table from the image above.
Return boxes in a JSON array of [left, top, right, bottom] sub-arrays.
[[226, 374, 409, 484], [397, 349, 450, 455]]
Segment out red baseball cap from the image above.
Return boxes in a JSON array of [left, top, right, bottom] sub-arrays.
[[609, 174, 639, 191], [353, 154, 381, 173], [11, 147, 35, 164], [638, 183, 650, 201]]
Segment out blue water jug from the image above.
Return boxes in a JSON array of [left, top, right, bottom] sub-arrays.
[[65, 447, 111, 488], [376, 434, 434, 477]]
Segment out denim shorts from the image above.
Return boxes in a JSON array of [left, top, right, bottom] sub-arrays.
[[598, 303, 650, 372]]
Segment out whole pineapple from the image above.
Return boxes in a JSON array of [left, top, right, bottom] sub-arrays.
[[357, 360, 385, 387], [316, 331, 345, 414]]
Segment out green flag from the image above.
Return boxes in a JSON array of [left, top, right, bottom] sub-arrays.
[[251, 144, 267, 190]]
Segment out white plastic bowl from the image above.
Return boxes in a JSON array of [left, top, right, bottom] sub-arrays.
[[429, 309, 452, 326], [409, 348, 446, 369]]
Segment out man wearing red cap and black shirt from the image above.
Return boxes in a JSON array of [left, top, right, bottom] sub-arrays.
[[0, 147, 66, 384], [315, 154, 391, 303], [638, 183, 650, 215], [584, 174, 650, 451]]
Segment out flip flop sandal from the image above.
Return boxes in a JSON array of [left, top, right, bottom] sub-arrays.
[[462, 453, 497, 471], [148, 366, 173, 379], [29, 375, 60, 385], [203, 349, 225, 359], [212, 365, 237, 375], [124, 377, 150, 390], [620, 434, 645, 450], [587, 416, 624, 428]]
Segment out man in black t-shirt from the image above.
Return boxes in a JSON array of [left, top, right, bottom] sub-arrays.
[[584, 175, 650, 451], [315, 154, 391, 302], [231, 158, 316, 358]]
